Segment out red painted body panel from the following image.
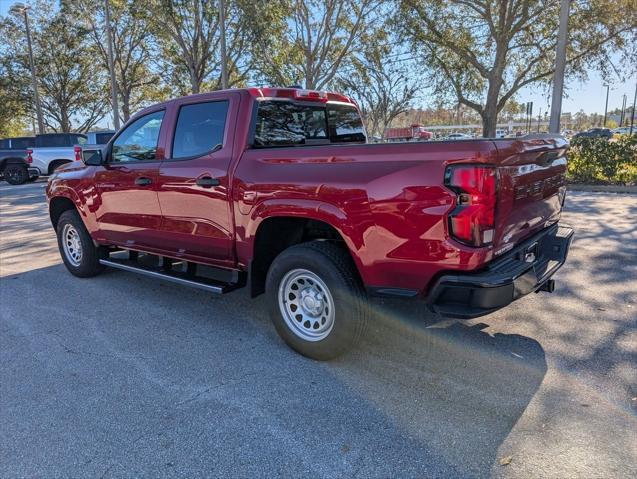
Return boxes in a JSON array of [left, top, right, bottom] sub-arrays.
[[153, 92, 241, 266], [47, 88, 568, 295]]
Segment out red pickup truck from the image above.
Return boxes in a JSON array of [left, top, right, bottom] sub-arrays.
[[47, 87, 573, 360]]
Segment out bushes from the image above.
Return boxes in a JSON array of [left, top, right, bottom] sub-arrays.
[[567, 135, 637, 185]]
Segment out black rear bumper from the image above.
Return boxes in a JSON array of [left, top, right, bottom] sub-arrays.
[[427, 223, 574, 319]]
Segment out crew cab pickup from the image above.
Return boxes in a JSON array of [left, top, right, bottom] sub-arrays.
[[47, 87, 573, 359], [0, 136, 38, 184]]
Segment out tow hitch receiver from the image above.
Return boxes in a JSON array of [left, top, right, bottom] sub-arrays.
[[536, 279, 555, 293]]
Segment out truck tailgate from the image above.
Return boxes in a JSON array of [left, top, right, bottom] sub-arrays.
[[492, 136, 568, 256]]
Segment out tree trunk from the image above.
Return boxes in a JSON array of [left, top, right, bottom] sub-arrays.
[[481, 110, 497, 138], [61, 109, 71, 133], [190, 68, 200, 94], [120, 90, 131, 122], [482, 79, 501, 137]]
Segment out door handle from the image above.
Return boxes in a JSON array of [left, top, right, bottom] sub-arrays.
[[196, 176, 220, 188], [135, 177, 152, 186]]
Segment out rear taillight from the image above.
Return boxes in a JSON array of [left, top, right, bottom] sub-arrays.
[[444, 165, 497, 247], [26, 149, 33, 164], [74, 146, 82, 162]]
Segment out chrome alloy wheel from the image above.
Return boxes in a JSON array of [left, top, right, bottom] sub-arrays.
[[62, 223, 83, 267], [278, 269, 335, 342]]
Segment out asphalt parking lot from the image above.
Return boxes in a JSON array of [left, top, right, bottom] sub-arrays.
[[1, 180, 635, 478]]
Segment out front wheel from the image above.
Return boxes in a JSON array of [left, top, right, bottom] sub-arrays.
[[56, 209, 106, 277], [266, 241, 368, 360]]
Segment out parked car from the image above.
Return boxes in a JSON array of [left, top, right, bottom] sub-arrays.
[[611, 127, 633, 136], [27, 133, 88, 177], [573, 128, 613, 139], [495, 129, 507, 138], [445, 133, 472, 140], [0, 136, 39, 185], [47, 87, 573, 360]]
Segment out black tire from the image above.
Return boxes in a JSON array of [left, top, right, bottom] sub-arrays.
[[56, 209, 106, 277], [4, 164, 28, 185], [265, 241, 368, 360]]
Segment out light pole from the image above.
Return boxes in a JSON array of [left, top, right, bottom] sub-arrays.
[[104, 0, 120, 130], [549, 0, 570, 134], [603, 84, 610, 127], [630, 83, 636, 136], [11, 3, 44, 134], [219, 0, 228, 89], [620, 94, 627, 126]]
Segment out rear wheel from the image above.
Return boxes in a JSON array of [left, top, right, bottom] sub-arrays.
[[4, 164, 28, 185], [56, 210, 105, 277], [266, 241, 368, 360]]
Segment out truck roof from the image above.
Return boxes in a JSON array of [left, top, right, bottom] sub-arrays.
[[134, 87, 358, 118]]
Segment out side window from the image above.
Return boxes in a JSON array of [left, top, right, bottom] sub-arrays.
[[111, 111, 164, 163], [327, 104, 366, 143], [172, 101, 229, 159], [96, 132, 114, 144], [253, 101, 328, 147]]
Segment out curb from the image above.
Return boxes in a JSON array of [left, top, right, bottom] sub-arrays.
[[567, 184, 637, 194]]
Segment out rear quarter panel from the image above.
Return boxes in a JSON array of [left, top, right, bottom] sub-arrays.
[[233, 140, 500, 293], [31, 147, 75, 174]]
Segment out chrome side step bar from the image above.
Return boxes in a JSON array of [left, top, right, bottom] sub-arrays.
[[99, 257, 239, 294]]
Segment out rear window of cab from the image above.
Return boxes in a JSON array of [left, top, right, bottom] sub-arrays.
[[253, 100, 366, 147]]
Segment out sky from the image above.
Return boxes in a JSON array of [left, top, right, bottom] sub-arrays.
[[1, 0, 635, 117]]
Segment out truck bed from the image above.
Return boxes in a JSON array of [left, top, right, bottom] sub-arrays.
[[235, 135, 567, 292]]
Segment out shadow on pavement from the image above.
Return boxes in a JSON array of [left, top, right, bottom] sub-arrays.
[[1, 260, 547, 478]]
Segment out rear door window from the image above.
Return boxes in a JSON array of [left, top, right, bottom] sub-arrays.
[[171, 101, 229, 159]]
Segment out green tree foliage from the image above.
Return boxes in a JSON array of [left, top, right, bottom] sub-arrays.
[[67, 0, 166, 122], [149, 0, 285, 94], [0, 55, 30, 137], [1, 1, 107, 132], [256, 0, 381, 90], [397, 0, 637, 137], [336, 33, 419, 138]]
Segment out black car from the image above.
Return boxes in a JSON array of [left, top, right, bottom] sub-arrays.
[[573, 128, 613, 139]]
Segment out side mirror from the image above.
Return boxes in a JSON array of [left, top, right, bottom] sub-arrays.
[[84, 148, 104, 166]]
